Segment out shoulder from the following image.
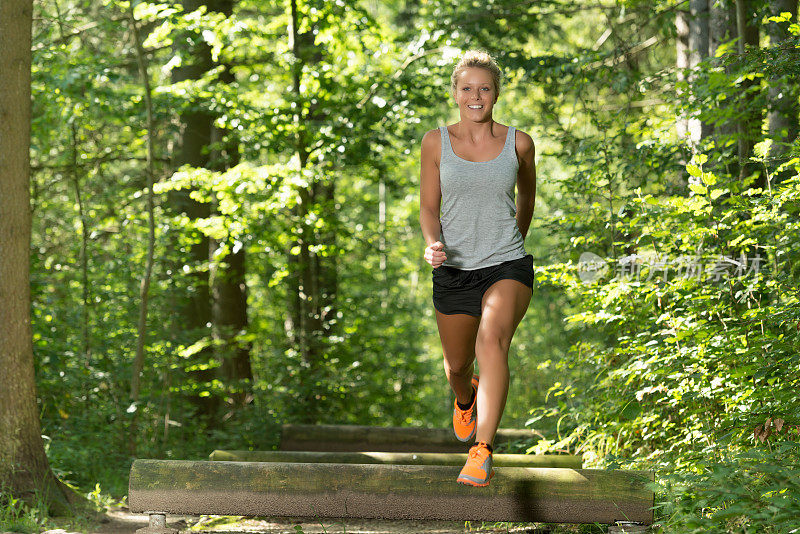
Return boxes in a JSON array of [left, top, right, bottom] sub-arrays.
[[512, 128, 535, 156], [421, 126, 443, 146], [421, 127, 443, 158]]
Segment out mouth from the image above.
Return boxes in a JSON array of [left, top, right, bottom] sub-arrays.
[[468, 104, 484, 110]]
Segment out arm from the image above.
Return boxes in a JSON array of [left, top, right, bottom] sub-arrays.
[[515, 130, 536, 240], [419, 128, 443, 247]]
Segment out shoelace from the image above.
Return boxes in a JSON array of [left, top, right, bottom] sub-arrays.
[[459, 404, 474, 424], [468, 443, 489, 461]]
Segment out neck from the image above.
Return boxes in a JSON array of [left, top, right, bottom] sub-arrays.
[[456, 118, 498, 140]]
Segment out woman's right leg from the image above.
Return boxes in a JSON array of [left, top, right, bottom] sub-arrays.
[[435, 310, 481, 404]]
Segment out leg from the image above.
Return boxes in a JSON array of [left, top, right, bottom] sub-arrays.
[[435, 310, 481, 404], [474, 279, 532, 445]]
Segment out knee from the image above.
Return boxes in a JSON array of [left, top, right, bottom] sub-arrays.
[[476, 329, 511, 353], [443, 358, 473, 377]]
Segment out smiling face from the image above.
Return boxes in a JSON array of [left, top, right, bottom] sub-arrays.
[[453, 67, 497, 121]]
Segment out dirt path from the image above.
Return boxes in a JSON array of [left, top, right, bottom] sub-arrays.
[[37, 508, 554, 534]]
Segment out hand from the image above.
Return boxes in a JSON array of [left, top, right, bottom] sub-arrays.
[[425, 241, 447, 268]]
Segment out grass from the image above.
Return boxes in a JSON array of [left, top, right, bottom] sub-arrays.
[[0, 480, 124, 534]]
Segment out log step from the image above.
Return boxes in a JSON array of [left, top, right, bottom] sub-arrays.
[[279, 423, 541, 452], [209, 450, 582, 468], [129, 459, 653, 525]]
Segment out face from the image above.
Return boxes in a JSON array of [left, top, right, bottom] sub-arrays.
[[453, 67, 496, 121]]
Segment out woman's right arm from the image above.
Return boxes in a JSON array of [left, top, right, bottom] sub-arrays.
[[419, 128, 447, 267]]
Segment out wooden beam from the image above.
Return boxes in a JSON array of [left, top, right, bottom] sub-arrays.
[[129, 459, 654, 525], [279, 423, 543, 452], [209, 450, 583, 468]]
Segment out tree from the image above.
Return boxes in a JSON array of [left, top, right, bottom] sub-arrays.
[[677, 0, 712, 148], [0, 0, 83, 516], [735, 0, 764, 187], [767, 0, 799, 184], [206, 0, 254, 416], [708, 0, 738, 174], [163, 0, 253, 426]]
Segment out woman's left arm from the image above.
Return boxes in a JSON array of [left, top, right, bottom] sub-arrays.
[[515, 131, 536, 240]]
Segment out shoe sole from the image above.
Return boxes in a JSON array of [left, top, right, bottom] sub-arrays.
[[457, 469, 495, 487]]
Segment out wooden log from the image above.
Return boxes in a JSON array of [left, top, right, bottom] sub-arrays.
[[279, 423, 541, 452], [129, 459, 654, 525], [209, 450, 583, 468]]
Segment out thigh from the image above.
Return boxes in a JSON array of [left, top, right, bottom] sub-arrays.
[[435, 310, 481, 370], [478, 279, 532, 352]]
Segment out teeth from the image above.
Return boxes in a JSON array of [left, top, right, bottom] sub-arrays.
[[468, 105, 483, 109]]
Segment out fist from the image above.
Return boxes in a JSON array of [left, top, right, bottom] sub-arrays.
[[425, 241, 447, 268]]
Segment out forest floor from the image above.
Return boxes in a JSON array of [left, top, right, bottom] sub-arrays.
[[34, 506, 566, 534]]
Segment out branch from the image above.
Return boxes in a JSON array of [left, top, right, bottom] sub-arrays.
[[356, 46, 446, 109], [584, 36, 662, 71]]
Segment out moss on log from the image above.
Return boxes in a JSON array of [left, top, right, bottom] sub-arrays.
[[129, 459, 653, 525], [209, 450, 582, 468], [279, 423, 541, 452]]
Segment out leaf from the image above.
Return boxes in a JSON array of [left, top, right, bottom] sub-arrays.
[[701, 171, 717, 186], [689, 184, 707, 195], [686, 164, 702, 178]]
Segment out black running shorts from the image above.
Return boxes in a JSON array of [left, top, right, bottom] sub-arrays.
[[432, 254, 534, 317]]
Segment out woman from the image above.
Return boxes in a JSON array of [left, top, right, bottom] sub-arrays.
[[418, 50, 536, 487]]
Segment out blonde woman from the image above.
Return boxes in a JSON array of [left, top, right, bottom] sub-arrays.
[[418, 50, 536, 486]]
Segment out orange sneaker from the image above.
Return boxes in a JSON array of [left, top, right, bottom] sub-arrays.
[[457, 441, 494, 486], [452, 375, 479, 442]]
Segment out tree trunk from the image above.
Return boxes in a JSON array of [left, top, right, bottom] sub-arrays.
[[676, 0, 711, 150], [127, 0, 159, 457], [689, 0, 712, 144], [207, 0, 253, 417], [285, 0, 340, 422], [708, 0, 739, 176], [0, 0, 82, 515], [735, 0, 764, 188], [51, 0, 93, 365], [675, 4, 691, 142], [767, 0, 799, 185], [167, 0, 217, 424], [315, 175, 339, 363], [709, 0, 737, 57], [286, 0, 314, 423]]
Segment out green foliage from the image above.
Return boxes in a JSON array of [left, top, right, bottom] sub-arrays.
[[29, 0, 450, 503], [0, 493, 45, 534], [657, 439, 800, 532], [22, 0, 800, 532], [523, 9, 800, 531]]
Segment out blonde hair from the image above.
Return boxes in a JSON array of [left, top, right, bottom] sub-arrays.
[[450, 50, 502, 101]]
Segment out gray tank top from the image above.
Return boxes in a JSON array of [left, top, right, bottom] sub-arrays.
[[437, 124, 527, 270]]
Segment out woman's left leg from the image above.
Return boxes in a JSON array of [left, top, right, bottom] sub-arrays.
[[474, 278, 532, 445]]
